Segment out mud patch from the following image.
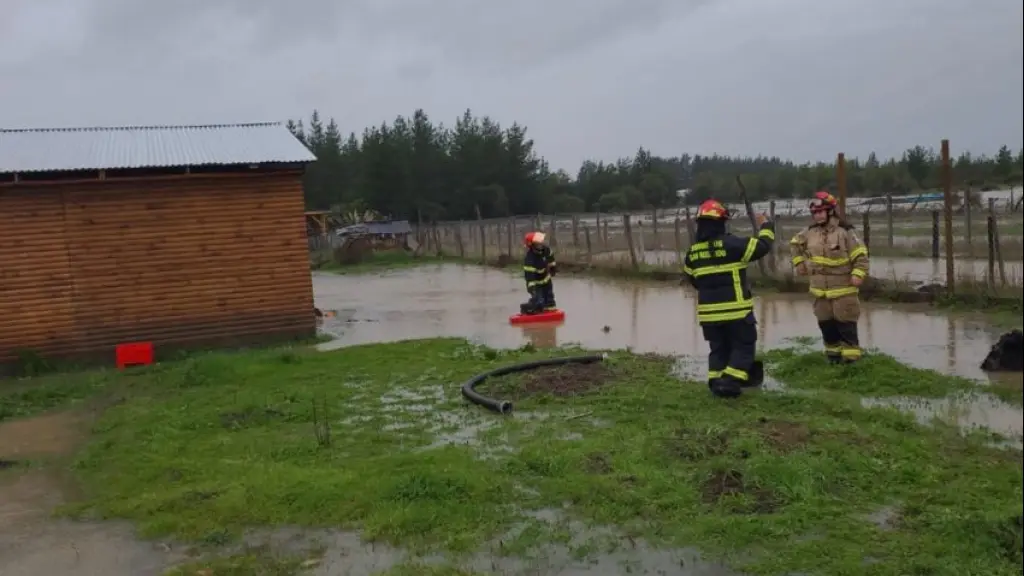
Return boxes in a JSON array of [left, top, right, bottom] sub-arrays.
[[511, 362, 617, 397], [0, 411, 88, 460], [700, 468, 780, 514], [757, 418, 811, 451]]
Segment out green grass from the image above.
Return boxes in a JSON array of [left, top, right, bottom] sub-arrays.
[[0, 370, 113, 421], [760, 348, 980, 397], [5, 339, 1021, 575], [318, 250, 443, 275]]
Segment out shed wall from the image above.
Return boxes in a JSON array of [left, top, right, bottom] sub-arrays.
[[0, 172, 315, 363]]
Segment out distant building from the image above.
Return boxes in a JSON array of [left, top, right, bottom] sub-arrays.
[[0, 122, 317, 365], [335, 220, 412, 249]]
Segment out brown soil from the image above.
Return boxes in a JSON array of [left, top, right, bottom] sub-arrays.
[[0, 410, 187, 575], [0, 411, 89, 461], [512, 362, 616, 397], [756, 418, 811, 451], [700, 468, 780, 514]]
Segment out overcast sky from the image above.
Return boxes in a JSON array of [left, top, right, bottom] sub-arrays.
[[2, 0, 1021, 171]]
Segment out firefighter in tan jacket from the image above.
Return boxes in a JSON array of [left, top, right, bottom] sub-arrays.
[[789, 191, 870, 363]]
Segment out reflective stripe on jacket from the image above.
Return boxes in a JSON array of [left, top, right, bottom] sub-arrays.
[[524, 246, 556, 288], [789, 218, 870, 299], [682, 223, 775, 323]]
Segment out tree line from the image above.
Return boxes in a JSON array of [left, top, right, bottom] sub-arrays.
[[288, 109, 1024, 221]]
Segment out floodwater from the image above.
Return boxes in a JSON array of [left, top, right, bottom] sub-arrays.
[[591, 250, 1023, 284], [315, 265, 1022, 439]]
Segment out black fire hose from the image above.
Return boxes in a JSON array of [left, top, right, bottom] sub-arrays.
[[460, 354, 606, 414]]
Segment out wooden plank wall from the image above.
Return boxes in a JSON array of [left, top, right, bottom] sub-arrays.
[[0, 172, 315, 363], [0, 189, 78, 359]]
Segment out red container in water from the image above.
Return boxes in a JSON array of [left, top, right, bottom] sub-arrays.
[[509, 309, 565, 325]]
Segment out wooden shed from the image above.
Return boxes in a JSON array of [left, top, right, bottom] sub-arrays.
[[0, 123, 318, 366]]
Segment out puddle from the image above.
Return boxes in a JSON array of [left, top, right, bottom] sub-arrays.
[[862, 394, 1023, 446], [313, 265, 1022, 438], [234, 507, 742, 576]]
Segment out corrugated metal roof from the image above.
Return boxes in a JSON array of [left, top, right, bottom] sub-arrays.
[[0, 122, 317, 173], [366, 221, 412, 235]]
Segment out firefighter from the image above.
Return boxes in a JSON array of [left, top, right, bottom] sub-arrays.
[[789, 191, 870, 363], [681, 200, 774, 398], [521, 231, 557, 314]]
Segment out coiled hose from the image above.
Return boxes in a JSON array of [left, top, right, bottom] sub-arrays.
[[460, 354, 606, 414]]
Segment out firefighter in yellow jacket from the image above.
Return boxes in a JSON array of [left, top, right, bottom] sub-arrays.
[[789, 191, 870, 363]]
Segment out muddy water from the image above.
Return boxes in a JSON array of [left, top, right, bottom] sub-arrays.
[[592, 250, 1023, 283], [315, 265, 1022, 438]]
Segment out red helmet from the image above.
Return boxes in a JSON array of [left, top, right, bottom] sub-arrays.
[[697, 199, 729, 220], [809, 191, 837, 213], [524, 231, 546, 246]]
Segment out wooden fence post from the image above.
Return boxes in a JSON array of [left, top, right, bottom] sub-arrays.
[[940, 139, 954, 294], [622, 214, 639, 271], [885, 194, 894, 248]]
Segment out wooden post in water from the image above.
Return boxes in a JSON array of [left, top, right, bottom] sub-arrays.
[[940, 140, 954, 294], [862, 213, 871, 249], [651, 208, 659, 249], [584, 225, 593, 263], [964, 187, 973, 256], [673, 217, 683, 268], [622, 214, 639, 271], [885, 194, 894, 248], [986, 214, 996, 287], [930, 211, 939, 260], [988, 198, 1007, 286]]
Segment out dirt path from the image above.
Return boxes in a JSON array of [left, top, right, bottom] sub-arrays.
[[0, 411, 185, 576]]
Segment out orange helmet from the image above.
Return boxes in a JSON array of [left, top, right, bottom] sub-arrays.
[[809, 191, 837, 213], [697, 199, 729, 220], [524, 231, 546, 246]]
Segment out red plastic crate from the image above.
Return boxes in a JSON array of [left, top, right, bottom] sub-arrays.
[[115, 342, 154, 369]]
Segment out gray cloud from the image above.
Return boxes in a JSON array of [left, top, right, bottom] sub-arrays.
[[2, 0, 1021, 171]]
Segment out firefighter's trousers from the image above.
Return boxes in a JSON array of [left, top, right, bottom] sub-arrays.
[[812, 293, 862, 362], [701, 313, 759, 395], [523, 281, 556, 313]]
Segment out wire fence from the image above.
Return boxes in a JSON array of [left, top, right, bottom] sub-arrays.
[[411, 196, 1022, 294]]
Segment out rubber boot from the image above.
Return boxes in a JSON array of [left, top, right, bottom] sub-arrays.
[[837, 322, 862, 363], [710, 376, 742, 398], [743, 360, 764, 387], [818, 320, 842, 364]]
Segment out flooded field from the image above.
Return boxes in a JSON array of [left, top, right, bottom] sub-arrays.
[[316, 264, 1022, 438], [591, 250, 1023, 284]]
